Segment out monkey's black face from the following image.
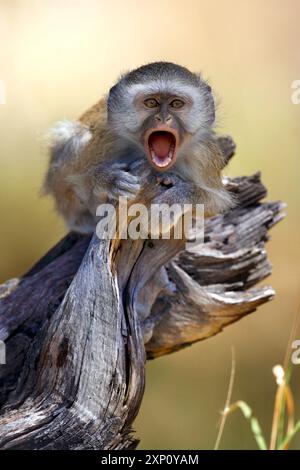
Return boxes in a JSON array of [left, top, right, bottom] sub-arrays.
[[136, 93, 191, 171], [107, 67, 216, 171]]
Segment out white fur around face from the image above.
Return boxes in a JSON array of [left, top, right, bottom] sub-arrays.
[[126, 81, 201, 104], [116, 80, 215, 137]]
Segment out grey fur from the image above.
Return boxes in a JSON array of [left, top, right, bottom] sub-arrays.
[[120, 62, 202, 87], [108, 62, 215, 136], [44, 62, 231, 234]]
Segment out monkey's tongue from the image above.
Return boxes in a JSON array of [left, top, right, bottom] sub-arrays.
[[150, 133, 173, 158], [149, 132, 175, 168]]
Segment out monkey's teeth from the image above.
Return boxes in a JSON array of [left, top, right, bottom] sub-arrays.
[[151, 150, 173, 168]]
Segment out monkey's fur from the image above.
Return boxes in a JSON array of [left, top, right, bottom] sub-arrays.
[[44, 62, 233, 234]]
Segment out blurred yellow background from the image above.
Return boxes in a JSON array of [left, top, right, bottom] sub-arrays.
[[1, 0, 300, 449]]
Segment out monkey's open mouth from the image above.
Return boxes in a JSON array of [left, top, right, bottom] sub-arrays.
[[144, 128, 179, 171]]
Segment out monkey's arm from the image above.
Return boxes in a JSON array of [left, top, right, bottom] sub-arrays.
[[153, 135, 234, 218], [43, 99, 140, 233], [154, 173, 233, 217]]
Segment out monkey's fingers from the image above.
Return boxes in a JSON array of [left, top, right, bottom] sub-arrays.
[[109, 171, 141, 199], [115, 171, 140, 185], [129, 159, 150, 173], [129, 159, 142, 169], [110, 162, 130, 171], [117, 180, 141, 194]]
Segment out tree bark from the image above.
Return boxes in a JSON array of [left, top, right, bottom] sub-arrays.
[[0, 137, 284, 449]]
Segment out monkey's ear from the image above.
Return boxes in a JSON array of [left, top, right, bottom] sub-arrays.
[[108, 70, 130, 106], [194, 73, 215, 126], [202, 81, 215, 126], [107, 84, 119, 114]]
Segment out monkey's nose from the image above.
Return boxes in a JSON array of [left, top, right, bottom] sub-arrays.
[[155, 114, 172, 124]]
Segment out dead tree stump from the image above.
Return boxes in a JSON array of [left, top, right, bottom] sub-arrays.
[[0, 138, 284, 449]]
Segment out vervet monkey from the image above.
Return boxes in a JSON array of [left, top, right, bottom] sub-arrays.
[[44, 62, 234, 234]]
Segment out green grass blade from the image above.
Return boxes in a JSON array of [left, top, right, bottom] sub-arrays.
[[228, 401, 268, 450], [278, 420, 300, 450]]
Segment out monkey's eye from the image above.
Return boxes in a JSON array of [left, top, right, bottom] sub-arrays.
[[144, 98, 159, 109], [169, 99, 185, 109]]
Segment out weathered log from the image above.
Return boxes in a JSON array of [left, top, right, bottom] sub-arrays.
[[0, 137, 284, 449]]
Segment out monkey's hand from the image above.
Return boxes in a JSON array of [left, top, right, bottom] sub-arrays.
[[92, 162, 141, 201], [146, 174, 196, 238], [155, 172, 233, 216], [155, 174, 195, 204]]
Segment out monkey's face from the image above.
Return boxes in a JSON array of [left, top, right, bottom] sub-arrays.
[[107, 68, 215, 171], [136, 94, 190, 171]]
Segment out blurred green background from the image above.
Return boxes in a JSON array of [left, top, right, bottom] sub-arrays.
[[1, 0, 300, 449]]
